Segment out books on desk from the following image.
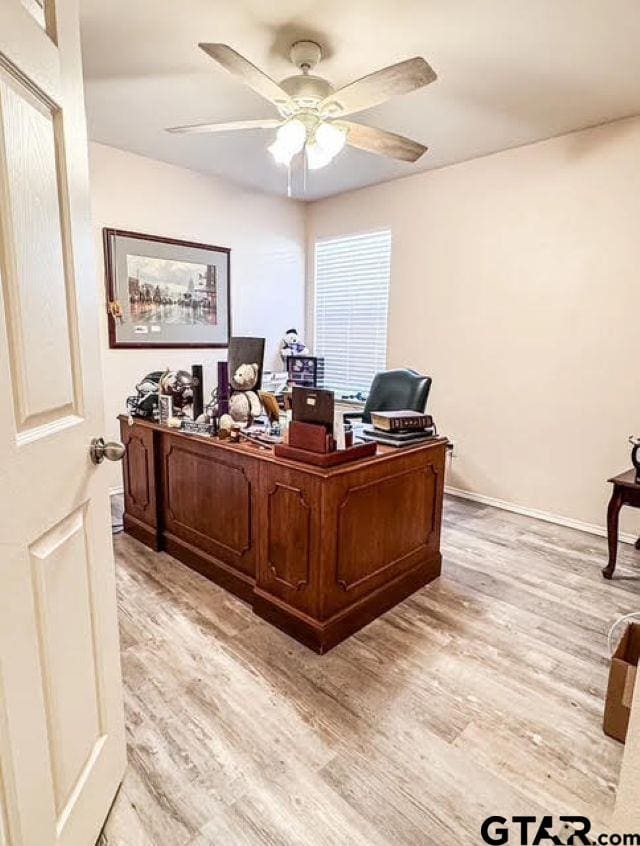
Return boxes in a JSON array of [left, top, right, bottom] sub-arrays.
[[360, 410, 437, 448], [361, 427, 437, 447], [369, 410, 433, 432]]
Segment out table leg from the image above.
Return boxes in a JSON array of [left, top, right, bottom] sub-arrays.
[[603, 488, 623, 579]]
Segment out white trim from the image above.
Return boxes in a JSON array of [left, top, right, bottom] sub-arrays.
[[445, 485, 637, 546], [109, 485, 123, 497]]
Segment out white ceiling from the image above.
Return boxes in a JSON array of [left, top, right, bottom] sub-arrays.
[[80, 0, 640, 201]]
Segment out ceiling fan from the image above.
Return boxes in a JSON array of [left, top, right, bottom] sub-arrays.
[[167, 40, 437, 171]]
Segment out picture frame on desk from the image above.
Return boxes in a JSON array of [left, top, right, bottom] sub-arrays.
[[286, 355, 324, 388], [103, 228, 231, 349], [158, 394, 173, 425]]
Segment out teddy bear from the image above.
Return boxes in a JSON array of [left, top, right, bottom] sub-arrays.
[[228, 362, 262, 426], [279, 328, 309, 365]]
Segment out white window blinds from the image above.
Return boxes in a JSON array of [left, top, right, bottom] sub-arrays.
[[313, 229, 391, 394]]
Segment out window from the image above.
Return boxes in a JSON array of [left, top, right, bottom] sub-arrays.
[[313, 229, 391, 394]]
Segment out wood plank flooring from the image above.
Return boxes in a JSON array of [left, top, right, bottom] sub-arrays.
[[101, 495, 640, 845]]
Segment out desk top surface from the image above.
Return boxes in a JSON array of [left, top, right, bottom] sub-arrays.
[[119, 415, 448, 478], [608, 469, 640, 488]]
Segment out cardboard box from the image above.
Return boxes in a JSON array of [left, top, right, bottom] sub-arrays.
[[603, 622, 640, 743]]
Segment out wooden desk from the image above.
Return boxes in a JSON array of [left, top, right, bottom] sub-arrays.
[[119, 416, 447, 652], [604, 469, 640, 580]]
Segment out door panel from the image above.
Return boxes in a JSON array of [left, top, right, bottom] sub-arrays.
[[29, 506, 103, 821], [0, 734, 11, 846], [20, 0, 47, 32], [0, 69, 80, 434], [0, 549, 57, 845], [0, 796, 5, 846], [0, 1, 126, 844]]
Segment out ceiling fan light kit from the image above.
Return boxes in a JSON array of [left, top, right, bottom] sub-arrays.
[[267, 118, 307, 166], [306, 121, 347, 170], [166, 39, 436, 178], [268, 114, 347, 170]]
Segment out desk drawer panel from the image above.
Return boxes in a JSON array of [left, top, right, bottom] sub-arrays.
[[162, 436, 256, 576]]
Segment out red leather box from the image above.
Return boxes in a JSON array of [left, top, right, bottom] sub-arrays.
[[288, 421, 334, 453]]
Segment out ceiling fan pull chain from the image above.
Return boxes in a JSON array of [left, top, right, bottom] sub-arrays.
[[303, 148, 307, 194]]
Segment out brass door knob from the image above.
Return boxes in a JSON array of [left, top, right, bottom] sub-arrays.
[[90, 437, 125, 465]]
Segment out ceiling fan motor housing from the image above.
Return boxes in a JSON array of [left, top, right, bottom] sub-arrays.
[[278, 41, 333, 114], [280, 74, 333, 112]]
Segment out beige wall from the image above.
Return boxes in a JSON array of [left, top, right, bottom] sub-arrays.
[[307, 117, 640, 534], [89, 142, 305, 489], [91, 119, 640, 530]]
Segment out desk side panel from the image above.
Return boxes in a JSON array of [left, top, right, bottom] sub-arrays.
[[322, 444, 445, 619], [120, 419, 160, 549]]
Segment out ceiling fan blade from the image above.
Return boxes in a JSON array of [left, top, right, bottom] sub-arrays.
[[321, 57, 436, 117], [340, 121, 427, 162], [166, 118, 281, 135], [199, 43, 293, 110]]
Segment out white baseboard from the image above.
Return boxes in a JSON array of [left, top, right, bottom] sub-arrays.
[[109, 485, 124, 497], [445, 485, 637, 546]]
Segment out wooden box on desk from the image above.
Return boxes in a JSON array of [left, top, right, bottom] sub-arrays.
[[288, 420, 334, 453]]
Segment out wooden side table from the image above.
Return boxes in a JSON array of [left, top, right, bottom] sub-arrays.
[[604, 469, 640, 579]]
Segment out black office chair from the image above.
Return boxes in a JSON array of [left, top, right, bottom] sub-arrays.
[[343, 368, 432, 425]]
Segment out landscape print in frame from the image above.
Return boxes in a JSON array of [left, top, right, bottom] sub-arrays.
[[104, 228, 231, 348]]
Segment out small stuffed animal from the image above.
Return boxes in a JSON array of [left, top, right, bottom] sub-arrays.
[[229, 363, 262, 426], [279, 328, 309, 364]]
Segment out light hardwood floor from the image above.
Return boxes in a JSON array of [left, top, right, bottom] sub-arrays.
[[101, 495, 640, 846]]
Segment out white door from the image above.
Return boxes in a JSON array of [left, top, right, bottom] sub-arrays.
[[0, 1, 126, 844]]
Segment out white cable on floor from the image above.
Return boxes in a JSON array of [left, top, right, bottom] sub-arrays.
[[608, 612, 640, 655]]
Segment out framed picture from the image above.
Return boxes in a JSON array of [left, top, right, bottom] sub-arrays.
[[104, 228, 231, 348]]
